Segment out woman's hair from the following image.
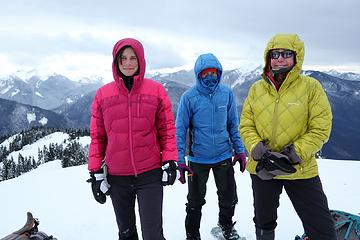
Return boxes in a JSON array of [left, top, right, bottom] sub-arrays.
[[114, 46, 139, 77]]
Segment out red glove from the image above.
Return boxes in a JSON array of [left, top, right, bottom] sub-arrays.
[[232, 153, 247, 172], [177, 163, 193, 184]]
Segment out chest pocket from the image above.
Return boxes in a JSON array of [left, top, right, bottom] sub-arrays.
[[134, 94, 158, 125], [214, 104, 228, 126]]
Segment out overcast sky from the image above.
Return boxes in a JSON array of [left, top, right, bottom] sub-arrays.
[[1, 0, 359, 80]]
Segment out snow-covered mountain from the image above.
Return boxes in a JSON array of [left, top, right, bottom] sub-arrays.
[[149, 65, 263, 89], [325, 70, 360, 81], [0, 98, 69, 136], [149, 70, 195, 87], [0, 73, 103, 110], [304, 71, 360, 160], [54, 90, 96, 128], [0, 158, 358, 239], [1, 68, 360, 160]]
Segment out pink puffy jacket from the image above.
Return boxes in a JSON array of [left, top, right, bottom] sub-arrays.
[[88, 38, 178, 175]]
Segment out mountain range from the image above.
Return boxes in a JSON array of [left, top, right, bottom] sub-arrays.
[[0, 68, 359, 160], [0, 73, 102, 110], [0, 98, 68, 136]]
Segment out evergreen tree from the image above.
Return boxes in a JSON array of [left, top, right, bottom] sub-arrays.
[[38, 148, 43, 164], [43, 145, 49, 163], [62, 143, 71, 168], [25, 156, 32, 172], [1, 158, 9, 180], [48, 143, 55, 161], [54, 143, 63, 160], [15, 163, 21, 178], [8, 157, 16, 179], [31, 157, 37, 169], [72, 142, 87, 166], [17, 153, 25, 175], [0, 146, 9, 162]]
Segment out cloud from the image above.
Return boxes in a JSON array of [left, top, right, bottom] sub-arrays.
[[142, 40, 188, 70], [0, 32, 111, 65], [0, 0, 359, 75]]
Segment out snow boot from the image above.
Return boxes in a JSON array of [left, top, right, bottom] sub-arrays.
[[218, 221, 240, 240], [256, 228, 274, 240]]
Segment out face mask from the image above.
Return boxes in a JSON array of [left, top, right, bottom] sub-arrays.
[[202, 75, 219, 87]]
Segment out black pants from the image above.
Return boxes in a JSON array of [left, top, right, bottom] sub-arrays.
[[251, 174, 337, 240], [108, 169, 165, 240], [185, 159, 238, 235]]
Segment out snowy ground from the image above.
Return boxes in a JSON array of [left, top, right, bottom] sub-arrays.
[[0, 159, 359, 239]]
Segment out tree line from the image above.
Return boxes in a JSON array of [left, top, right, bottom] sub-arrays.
[[0, 127, 90, 181]]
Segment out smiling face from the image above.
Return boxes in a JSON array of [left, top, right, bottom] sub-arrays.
[[269, 49, 295, 71], [118, 47, 139, 77]]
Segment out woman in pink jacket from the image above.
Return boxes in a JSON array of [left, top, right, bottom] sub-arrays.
[[88, 38, 178, 240]]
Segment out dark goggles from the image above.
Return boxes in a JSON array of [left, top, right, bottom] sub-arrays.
[[270, 50, 294, 59]]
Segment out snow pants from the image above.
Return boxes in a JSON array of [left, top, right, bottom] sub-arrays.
[[185, 159, 238, 236], [251, 174, 337, 240], [108, 168, 165, 240]]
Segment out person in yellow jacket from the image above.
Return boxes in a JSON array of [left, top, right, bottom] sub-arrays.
[[239, 33, 337, 240]]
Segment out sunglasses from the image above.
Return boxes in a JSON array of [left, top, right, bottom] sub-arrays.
[[270, 50, 294, 59]]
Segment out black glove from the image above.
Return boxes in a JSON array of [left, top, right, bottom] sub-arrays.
[[87, 170, 110, 204], [281, 144, 302, 164], [251, 141, 271, 161], [252, 141, 297, 180], [264, 152, 297, 174], [162, 160, 177, 186], [256, 151, 297, 180]]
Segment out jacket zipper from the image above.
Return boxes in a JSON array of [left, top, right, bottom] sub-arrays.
[[128, 93, 137, 176], [271, 94, 280, 148], [209, 93, 215, 158]]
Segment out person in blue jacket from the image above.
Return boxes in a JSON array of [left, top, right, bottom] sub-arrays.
[[176, 53, 247, 240]]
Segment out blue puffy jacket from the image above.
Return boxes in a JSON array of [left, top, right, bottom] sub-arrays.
[[176, 53, 245, 164]]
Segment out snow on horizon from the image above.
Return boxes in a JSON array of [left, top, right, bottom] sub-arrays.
[[2, 67, 360, 87], [0, 159, 359, 239], [12, 69, 56, 82]]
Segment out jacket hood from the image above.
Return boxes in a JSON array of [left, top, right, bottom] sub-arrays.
[[263, 34, 305, 87], [194, 53, 223, 94], [112, 38, 146, 91]]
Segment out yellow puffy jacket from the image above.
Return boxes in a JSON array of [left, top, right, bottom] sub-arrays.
[[239, 34, 332, 180]]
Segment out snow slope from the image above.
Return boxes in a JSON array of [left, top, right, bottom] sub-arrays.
[[0, 160, 359, 239], [6, 132, 69, 163]]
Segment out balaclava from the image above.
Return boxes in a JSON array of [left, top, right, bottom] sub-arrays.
[[200, 68, 219, 89]]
